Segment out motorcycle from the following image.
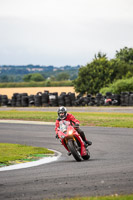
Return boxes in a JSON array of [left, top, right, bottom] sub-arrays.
[[57, 120, 90, 162]]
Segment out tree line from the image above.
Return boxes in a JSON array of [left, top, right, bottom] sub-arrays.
[[0, 65, 80, 83], [73, 47, 133, 95]]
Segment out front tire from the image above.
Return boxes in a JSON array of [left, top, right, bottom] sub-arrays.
[[82, 149, 90, 160], [67, 139, 82, 162]]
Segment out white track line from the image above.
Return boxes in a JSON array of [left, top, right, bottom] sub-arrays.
[[0, 120, 61, 171], [0, 120, 55, 125], [0, 150, 62, 171]]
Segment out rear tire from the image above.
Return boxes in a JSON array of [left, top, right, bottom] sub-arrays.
[[67, 140, 82, 162]]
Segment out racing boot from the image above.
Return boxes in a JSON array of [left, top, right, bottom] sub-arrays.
[[77, 129, 92, 146], [85, 140, 92, 146]]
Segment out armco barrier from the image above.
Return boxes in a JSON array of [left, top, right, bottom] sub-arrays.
[[0, 91, 133, 107]]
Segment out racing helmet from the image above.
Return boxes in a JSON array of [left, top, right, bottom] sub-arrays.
[[58, 106, 67, 119]]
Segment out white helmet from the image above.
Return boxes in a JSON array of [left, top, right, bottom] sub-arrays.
[[57, 106, 67, 119]]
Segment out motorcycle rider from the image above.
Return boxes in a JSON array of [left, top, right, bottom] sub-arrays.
[[55, 106, 92, 147]]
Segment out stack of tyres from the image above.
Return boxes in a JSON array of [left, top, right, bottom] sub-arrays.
[[81, 97, 86, 106], [11, 93, 19, 107], [1, 95, 8, 106], [29, 95, 35, 106], [82, 96, 90, 106], [128, 92, 133, 106], [88, 97, 96, 106], [2, 90, 133, 107], [16, 93, 28, 107], [75, 96, 84, 106], [21, 93, 29, 107], [42, 91, 49, 107], [16, 94, 22, 107], [95, 93, 104, 106], [112, 94, 121, 106], [68, 92, 76, 106], [106, 92, 112, 98], [34, 92, 42, 107], [120, 92, 129, 106], [65, 94, 71, 106], [0, 95, 2, 106], [49, 92, 58, 106], [58, 92, 66, 106], [86, 94, 92, 106]]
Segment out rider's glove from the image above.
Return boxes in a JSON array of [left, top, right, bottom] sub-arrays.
[[55, 134, 59, 139]]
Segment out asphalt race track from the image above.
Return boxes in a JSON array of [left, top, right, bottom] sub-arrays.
[[0, 122, 133, 200]]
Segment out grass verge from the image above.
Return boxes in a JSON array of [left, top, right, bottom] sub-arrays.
[[0, 143, 54, 166], [49, 195, 133, 200], [0, 110, 133, 128]]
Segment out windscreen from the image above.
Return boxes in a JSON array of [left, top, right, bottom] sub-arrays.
[[59, 120, 70, 133]]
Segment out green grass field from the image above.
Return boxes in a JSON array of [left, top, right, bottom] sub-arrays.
[[0, 143, 54, 166], [50, 195, 133, 200], [0, 110, 133, 128]]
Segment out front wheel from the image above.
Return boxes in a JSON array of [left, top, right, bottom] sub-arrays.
[[82, 149, 90, 160], [67, 139, 82, 162]]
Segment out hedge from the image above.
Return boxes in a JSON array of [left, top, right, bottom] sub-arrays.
[[100, 77, 133, 95]]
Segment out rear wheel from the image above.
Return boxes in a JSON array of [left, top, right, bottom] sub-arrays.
[[67, 139, 82, 162]]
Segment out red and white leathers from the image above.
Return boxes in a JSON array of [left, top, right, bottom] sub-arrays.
[[55, 113, 79, 136]]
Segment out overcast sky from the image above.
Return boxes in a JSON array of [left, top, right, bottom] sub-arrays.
[[0, 0, 133, 66]]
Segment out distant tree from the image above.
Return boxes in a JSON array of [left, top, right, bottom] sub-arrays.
[[70, 74, 78, 80], [23, 73, 45, 82], [0, 75, 23, 83], [14, 75, 23, 82], [110, 59, 133, 80], [94, 51, 107, 60], [73, 53, 114, 95], [30, 73, 45, 82], [50, 75, 56, 81], [23, 74, 32, 82], [55, 72, 70, 81], [73, 48, 133, 95], [109, 47, 133, 81], [0, 75, 9, 82], [115, 47, 133, 64]]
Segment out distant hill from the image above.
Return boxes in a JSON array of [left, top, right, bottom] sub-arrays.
[[0, 65, 80, 82]]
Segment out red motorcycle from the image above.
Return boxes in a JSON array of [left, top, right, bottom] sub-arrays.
[[57, 120, 90, 162]]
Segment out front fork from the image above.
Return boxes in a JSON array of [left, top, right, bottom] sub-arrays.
[[61, 136, 76, 153], [63, 136, 80, 153]]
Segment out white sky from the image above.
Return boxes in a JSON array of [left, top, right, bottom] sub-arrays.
[[0, 0, 133, 66]]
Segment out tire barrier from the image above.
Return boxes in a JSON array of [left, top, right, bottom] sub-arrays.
[[95, 93, 105, 106], [49, 92, 58, 107], [11, 93, 28, 107], [1, 95, 8, 106], [0, 95, 2, 106], [129, 93, 133, 106], [34, 92, 42, 107], [29, 95, 35, 106], [11, 93, 19, 107], [42, 91, 49, 107], [21, 95, 29, 107], [120, 92, 130, 106], [0, 91, 133, 107]]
